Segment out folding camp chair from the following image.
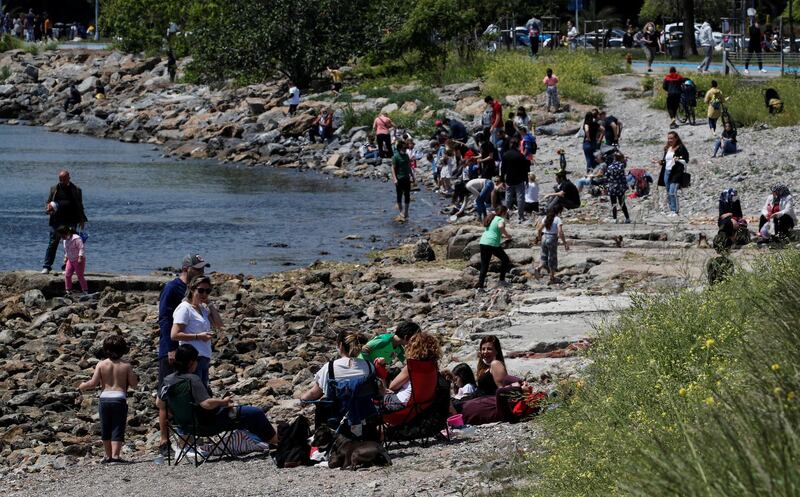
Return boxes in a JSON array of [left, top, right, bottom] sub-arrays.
[[303, 359, 381, 442], [383, 359, 451, 446], [163, 379, 238, 466]]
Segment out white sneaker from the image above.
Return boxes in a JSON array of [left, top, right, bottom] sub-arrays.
[[744, 69, 750, 75], [41, 268, 50, 274], [760, 69, 767, 73], [667, 212, 678, 217]]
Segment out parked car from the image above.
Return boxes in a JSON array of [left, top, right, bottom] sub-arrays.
[[575, 28, 625, 48]]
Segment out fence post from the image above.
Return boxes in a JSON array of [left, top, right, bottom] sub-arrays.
[[723, 49, 729, 75], [781, 18, 785, 75]]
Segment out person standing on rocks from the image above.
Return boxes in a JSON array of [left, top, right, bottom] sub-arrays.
[[654, 131, 689, 216], [63, 84, 82, 113], [167, 49, 177, 83], [308, 108, 333, 143], [543, 68, 559, 113], [373, 111, 394, 158], [501, 137, 531, 222], [42, 170, 87, 274], [155, 253, 209, 456], [170, 275, 223, 390], [477, 205, 513, 289], [58, 225, 88, 294], [581, 112, 601, 173], [534, 205, 569, 284], [484, 96, 503, 149], [78, 335, 139, 464], [328, 66, 344, 94], [606, 151, 631, 223], [599, 110, 622, 146], [662, 67, 684, 129], [287, 82, 300, 116], [391, 140, 415, 222]]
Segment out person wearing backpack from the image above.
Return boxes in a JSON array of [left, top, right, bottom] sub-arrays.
[[704, 80, 724, 135]]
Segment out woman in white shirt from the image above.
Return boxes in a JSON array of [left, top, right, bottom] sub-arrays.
[[171, 275, 223, 389]]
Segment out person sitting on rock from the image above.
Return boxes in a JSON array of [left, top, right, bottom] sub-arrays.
[[718, 188, 747, 246], [712, 121, 737, 158], [379, 332, 441, 412], [160, 344, 278, 445], [308, 108, 333, 143], [64, 84, 81, 112], [758, 184, 796, 241], [360, 321, 421, 380], [94, 79, 106, 100], [544, 170, 580, 211]]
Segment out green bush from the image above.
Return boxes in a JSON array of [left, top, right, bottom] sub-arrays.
[[0, 66, 9, 82], [520, 250, 800, 497], [483, 51, 627, 107], [652, 73, 800, 127]]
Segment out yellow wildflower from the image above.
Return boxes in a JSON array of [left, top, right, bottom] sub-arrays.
[[771, 363, 781, 372], [704, 396, 715, 406], [788, 391, 796, 402], [705, 338, 716, 348], [678, 388, 687, 397], [774, 387, 784, 397]]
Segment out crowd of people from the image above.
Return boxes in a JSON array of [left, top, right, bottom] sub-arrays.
[[1, 9, 93, 41]]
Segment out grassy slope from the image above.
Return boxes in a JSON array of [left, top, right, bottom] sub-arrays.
[[505, 250, 800, 497]]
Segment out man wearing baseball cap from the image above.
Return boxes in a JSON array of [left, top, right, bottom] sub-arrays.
[[154, 253, 210, 456]]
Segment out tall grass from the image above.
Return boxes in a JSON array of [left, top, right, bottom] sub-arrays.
[[652, 73, 800, 127], [518, 250, 800, 497], [483, 51, 628, 107], [0, 34, 59, 55]]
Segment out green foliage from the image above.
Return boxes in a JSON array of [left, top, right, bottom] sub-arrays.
[[189, 0, 383, 87], [651, 73, 800, 127], [639, 0, 729, 24], [0, 34, 24, 52], [483, 51, 627, 107], [101, 0, 205, 54], [0, 66, 10, 82], [0, 34, 58, 55], [520, 250, 800, 497]]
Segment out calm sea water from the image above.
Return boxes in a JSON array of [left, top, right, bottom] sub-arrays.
[[0, 125, 441, 275]]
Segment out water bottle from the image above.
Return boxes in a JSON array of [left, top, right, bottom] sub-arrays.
[[153, 455, 165, 465]]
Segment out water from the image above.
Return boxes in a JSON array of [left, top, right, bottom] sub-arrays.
[[0, 125, 442, 275]]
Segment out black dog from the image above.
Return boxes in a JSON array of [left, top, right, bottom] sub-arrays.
[[311, 425, 391, 470]]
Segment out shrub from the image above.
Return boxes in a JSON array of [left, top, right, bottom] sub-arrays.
[[520, 250, 800, 497], [0, 66, 9, 82], [483, 51, 627, 107]]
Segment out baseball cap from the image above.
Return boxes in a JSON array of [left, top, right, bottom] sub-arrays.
[[182, 254, 210, 269]]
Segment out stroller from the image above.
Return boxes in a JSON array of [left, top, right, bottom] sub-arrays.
[[764, 88, 784, 114], [679, 78, 698, 125]]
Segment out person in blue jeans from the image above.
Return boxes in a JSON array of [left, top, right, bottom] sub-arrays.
[[581, 112, 602, 173], [160, 345, 278, 445], [654, 131, 689, 216], [712, 121, 737, 158], [466, 177, 496, 222]]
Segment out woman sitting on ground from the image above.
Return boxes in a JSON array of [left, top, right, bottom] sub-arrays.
[[300, 331, 372, 402], [712, 121, 737, 158], [474, 335, 508, 396], [718, 188, 746, 244], [160, 344, 277, 445], [379, 332, 441, 412], [758, 184, 796, 240]]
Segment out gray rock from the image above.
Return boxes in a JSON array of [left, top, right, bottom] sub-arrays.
[[0, 84, 15, 98], [412, 239, 436, 262], [22, 289, 46, 308]]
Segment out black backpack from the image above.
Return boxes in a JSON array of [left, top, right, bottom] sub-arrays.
[[274, 415, 312, 468]]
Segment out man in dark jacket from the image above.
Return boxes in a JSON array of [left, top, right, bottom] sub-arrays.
[[445, 117, 468, 143], [43, 170, 87, 273], [744, 21, 764, 74], [662, 67, 684, 129], [501, 138, 531, 221]]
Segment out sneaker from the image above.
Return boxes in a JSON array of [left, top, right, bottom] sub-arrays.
[[41, 267, 51, 274], [624, 219, 631, 224], [158, 441, 173, 458], [760, 69, 767, 73], [744, 69, 749, 75], [667, 212, 678, 217]]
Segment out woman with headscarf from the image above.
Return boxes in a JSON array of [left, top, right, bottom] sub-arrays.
[[759, 184, 796, 239], [718, 188, 746, 245]]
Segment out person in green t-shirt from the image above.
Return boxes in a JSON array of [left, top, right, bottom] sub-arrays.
[[392, 141, 415, 222], [360, 321, 421, 373], [477, 205, 513, 289]]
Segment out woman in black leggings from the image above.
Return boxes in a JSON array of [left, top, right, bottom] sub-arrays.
[[477, 206, 512, 289]]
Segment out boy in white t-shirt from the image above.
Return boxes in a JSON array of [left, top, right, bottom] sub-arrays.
[[524, 172, 540, 216], [288, 83, 300, 116]]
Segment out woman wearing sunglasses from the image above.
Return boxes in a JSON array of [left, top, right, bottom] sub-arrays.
[[171, 275, 223, 390]]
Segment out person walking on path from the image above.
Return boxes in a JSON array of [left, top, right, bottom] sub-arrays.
[[391, 141, 415, 222], [654, 131, 689, 216], [155, 253, 209, 457], [642, 23, 659, 72], [744, 21, 766, 74], [567, 21, 578, 51], [58, 226, 88, 294], [534, 205, 568, 284], [704, 80, 724, 136], [543, 68, 559, 113], [373, 111, 394, 158], [697, 22, 714, 72], [477, 206, 512, 289], [42, 170, 87, 274], [501, 137, 531, 222], [663, 67, 684, 129]]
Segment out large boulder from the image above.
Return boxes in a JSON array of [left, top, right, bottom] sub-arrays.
[[76, 76, 97, 94], [279, 113, 315, 137]]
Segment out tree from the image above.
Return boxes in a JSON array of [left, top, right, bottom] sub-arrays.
[[189, 0, 383, 87], [682, 0, 697, 56], [101, 0, 205, 53]]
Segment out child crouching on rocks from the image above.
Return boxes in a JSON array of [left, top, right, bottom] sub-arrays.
[[78, 335, 139, 464]]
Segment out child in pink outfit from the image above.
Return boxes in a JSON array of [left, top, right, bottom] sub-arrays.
[[542, 68, 560, 113], [57, 226, 88, 293]]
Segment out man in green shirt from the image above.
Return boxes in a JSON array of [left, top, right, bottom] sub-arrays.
[[360, 321, 420, 371]]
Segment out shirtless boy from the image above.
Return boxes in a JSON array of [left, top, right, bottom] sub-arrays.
[[78, 335, 139, 463]]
